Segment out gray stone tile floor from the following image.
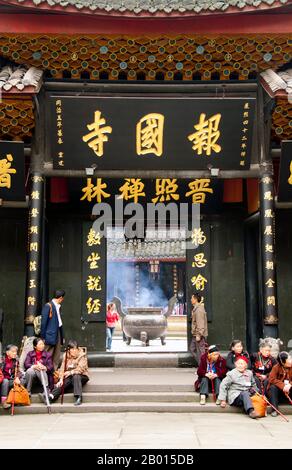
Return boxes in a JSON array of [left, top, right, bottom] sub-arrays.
[[1, 412, 292, 449]]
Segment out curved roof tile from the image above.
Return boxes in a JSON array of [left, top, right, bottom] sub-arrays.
[[5, 0, 290, 14]]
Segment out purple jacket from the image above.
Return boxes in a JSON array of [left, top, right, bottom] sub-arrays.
[[24, 350, 54, 372]]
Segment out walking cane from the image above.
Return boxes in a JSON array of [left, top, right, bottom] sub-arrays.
[[253, 390, 289, 422], [40, 369, 51, 414], [11, 386, 15, 417], [284, 392, 292, 406], [211, 378, 216, 403], [11, 363, 18, 417], [259, 377, 265, 396], [61, 346, 68, 405]]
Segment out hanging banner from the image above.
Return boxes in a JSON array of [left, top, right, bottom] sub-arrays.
[[0, 141, 25, 201], [278, 140, 292, 202], [48, 95, 256, 171], [82, 222, 107, 322]]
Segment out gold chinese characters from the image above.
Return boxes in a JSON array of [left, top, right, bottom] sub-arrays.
[[82, 111, 112, 157], [81, 178, 110, 203], [82, 111, 225, 159], [288, 161, 292, 185], [55, 99, 65, 167], [80, 178, 214, 205], [85, 227, 103, 315], [136, 113, 164, 157], [186, 179, 213, 204], [188, 113, 221, 156], [152, 179, 179, 203], [190, 227, 209, 293], [0, 154, 16, 189]]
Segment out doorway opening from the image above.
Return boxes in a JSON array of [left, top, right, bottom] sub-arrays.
[[106, 226, 188, 352]]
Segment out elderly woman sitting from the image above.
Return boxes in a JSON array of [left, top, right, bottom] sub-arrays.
[[219, 356, 259, 419], [0, 344, 25, 409], [39, 339, 89, 406], [267, 352, 292, 417], [195, 345, 227, 405], [24, 338, 53, 396], [250, 339, 277, 396]]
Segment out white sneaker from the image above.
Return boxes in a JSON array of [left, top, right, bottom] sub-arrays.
[[216, 398, 220, 406], [200, 395, 206, 405]]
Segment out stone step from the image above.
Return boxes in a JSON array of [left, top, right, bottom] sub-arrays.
[[79, 367, 196, 392], [83, 384, 194, 392], [88, 353, 195, 368], [30, 391, 198, 403], [2, 401, 292, 415]]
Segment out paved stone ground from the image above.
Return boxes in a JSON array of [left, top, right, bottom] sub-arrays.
[[111, 337, 188, 353], [0, 412, 292, 449]]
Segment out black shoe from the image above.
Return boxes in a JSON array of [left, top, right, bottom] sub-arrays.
[[74, 396, 82, 406]]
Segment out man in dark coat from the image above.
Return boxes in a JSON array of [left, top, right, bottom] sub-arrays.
[[41, 289, 65, 370], [190, 293, 208, 364]]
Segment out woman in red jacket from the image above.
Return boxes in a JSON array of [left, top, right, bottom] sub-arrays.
[[267, 351, 292, 417], [0, 344, 25, 409], [106, 303, 119, 352], [195, 344, 227, 405]]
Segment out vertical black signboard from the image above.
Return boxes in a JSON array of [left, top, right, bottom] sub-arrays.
[[260, 174, 278, 331], [82, 222, 107, 323], [25, 174, 44, 329], [187, 221, 212, 322]]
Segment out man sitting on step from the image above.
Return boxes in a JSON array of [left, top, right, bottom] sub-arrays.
[[195, 344, 227, 405], [39, 339, 89, 406]]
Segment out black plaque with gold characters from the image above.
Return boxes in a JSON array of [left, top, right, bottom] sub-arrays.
[[78, 177, 223, 212], [260, 173, 278, 331], [82, 222, 107, 322], [25, 173, 44, 329], [278, 140, 292, 202], [186, 222, 211, 322], [0, 141, 25, 202], [48, 95, 256, 171]]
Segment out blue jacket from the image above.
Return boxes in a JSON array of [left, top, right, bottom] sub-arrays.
[[40, 301, 64, 346]]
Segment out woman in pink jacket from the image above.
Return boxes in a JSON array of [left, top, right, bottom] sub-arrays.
[[106, 303, 119, 352]]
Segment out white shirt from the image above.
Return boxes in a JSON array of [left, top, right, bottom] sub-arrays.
[[52, 299, 63, 327]]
